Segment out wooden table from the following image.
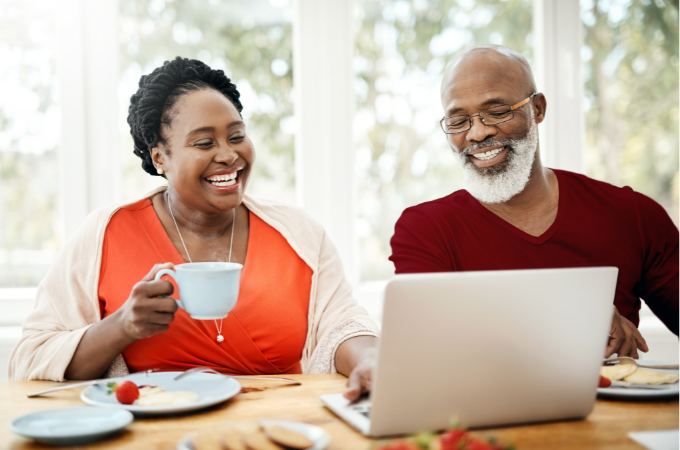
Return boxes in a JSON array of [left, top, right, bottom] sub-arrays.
[[0, 375, 677, 449]]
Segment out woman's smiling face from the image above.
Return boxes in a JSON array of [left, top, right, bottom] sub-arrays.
[[151, 88, 254, 213]]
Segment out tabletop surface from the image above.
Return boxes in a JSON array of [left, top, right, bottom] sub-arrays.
[[1, 375, 677, 450]]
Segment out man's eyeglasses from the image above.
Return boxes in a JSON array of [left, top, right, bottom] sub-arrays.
[[440, 93, 537, 135]]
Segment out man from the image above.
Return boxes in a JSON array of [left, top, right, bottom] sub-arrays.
[[389, 45, 678, 358]]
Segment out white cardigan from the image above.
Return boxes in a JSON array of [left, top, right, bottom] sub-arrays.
[[8, 186, 379, 381]]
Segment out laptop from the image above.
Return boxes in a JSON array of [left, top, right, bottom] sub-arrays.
[[322, 267, 617, 437]]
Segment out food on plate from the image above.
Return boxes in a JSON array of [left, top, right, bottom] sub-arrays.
[[599, 363, 636, 381], [243, 431, 286, 450], [192, 430, 226, 450], [106, 380, 198, 406], [138, 386, 166, 397], [598, 375, 612, 388], [190, 422, 315, 450], [373, 423, 514, 450], [622, 368, 679, 385], [221, 427, 248, 450], [599, 362, 679, 387], [106, 380, 140, 405], [262, 424, 313, 449], [135, 390, 200, 406]]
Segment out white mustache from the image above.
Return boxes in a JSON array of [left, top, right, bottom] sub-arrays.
[[460, 139, 513, 157]]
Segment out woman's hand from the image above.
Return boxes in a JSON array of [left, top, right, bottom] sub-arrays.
[[116, 263, 178, 340], [65, 263, 178, 380], [334, 335, 379, 402], [344, 346, 378, 401]]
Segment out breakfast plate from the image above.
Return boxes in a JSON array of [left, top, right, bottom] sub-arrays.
[[177, 420, 330, 450], [597, 360, 679, 400], [81, 371, 241, 415], [8, 406, 133, 446]]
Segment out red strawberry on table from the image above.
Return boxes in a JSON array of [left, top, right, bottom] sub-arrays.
[[106, 380, 140, 405]]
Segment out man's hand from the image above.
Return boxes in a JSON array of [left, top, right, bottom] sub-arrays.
[[343, 347, 377, 402], [606, 308, 649, 359]]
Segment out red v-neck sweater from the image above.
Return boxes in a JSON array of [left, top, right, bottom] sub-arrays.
[[389, 169, 679, 334]]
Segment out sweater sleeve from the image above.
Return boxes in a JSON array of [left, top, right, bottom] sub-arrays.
[[8, 212, 104, 381], [305, 231, 380, 374], [389, 206, 453, 274], [634, 192, 679, 335]]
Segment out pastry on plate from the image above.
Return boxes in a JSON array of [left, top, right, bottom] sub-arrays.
[[600, 364, 636, 381], [622, 368, 679, 385]]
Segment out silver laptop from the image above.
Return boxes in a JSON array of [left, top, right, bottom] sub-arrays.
[[322, 267, 617, 437]]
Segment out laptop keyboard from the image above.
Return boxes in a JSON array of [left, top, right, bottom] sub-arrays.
[[350, 404, 371, 418]]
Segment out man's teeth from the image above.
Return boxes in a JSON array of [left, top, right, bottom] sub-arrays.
[[472, 147, 505, 161], [206, 173, 238, 186]]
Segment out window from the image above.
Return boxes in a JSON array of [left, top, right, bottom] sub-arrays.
[[582, 0, 679, 224], [0, 1, 59, 289], [119, 0, 295, 203]]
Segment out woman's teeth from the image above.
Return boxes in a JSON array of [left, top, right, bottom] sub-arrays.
[[206, 173, 237, 186], [472, 147, 505, 161]]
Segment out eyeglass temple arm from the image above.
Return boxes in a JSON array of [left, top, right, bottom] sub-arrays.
[[510, 92, 538, 111]]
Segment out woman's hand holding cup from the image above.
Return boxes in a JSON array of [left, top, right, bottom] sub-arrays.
[[117, 263, 179, 341]]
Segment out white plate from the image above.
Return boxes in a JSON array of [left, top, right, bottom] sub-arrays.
[[8, 406, 133, 446], [597, 360, 679, 400], [81, 371, 241, 415], [177, 420, 331, 450]]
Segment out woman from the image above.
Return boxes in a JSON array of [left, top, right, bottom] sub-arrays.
[[9, 57, 378, 400]]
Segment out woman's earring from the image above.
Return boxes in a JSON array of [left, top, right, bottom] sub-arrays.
[[157, 167, 164, 174]]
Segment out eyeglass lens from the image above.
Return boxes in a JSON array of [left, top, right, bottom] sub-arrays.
[[442, 104, 514, 133]]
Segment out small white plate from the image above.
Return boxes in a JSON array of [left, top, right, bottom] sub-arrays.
[[81, 371, 241, 415], [177, 420, 331, 450], [597, 360, 679, 400], [8, 406, 133, 446]]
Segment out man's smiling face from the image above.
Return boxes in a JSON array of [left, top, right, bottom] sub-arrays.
[[440, 46, 546, 203]]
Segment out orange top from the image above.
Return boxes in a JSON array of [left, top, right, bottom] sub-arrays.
[[98, 198, 312, 375]]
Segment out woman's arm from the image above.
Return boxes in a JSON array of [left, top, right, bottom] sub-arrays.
[[65, 263, 178, 380], [335, 335, 379, 401]]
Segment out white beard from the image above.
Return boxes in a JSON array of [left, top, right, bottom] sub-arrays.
[[454, 118, 538, 204]]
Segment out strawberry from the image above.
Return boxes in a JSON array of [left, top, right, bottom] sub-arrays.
[[465, 438, 497, 450], [440, 429, 468, 450], [106, 380, 140, 405], [598, 375, 612, 388]]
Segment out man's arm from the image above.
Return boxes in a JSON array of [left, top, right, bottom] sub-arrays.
[[389, 208, 453, 273], [634, 192, 679, 335]]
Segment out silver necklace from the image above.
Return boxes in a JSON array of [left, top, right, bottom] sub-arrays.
[[166, 191, 235, 343]]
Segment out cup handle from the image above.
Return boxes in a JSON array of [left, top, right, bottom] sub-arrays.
[[154, 269, 183, 309]]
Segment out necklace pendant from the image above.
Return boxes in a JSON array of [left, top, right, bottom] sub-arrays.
[[216, 334, 224, 343]]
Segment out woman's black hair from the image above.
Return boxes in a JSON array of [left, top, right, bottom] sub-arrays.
[[127, 56, 243, 176]]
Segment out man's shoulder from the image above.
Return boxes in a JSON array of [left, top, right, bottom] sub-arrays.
[[397, 189, 474, 227], [555, 169, 634, 198]]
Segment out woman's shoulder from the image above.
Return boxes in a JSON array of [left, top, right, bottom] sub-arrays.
[[243, 195, 326, 254]]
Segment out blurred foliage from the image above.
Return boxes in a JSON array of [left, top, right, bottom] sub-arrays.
[[118, 0, 295, 202], [582, 0, 679, 222], [0, 0, 60, 286], [355, 0, 533, 280]]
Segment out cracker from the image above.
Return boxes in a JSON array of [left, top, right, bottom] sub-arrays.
[[243, 431, 285, 450], [192, 431, 225, 450], [221, 427, 248, 450], [262, 425, 314, 449]]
